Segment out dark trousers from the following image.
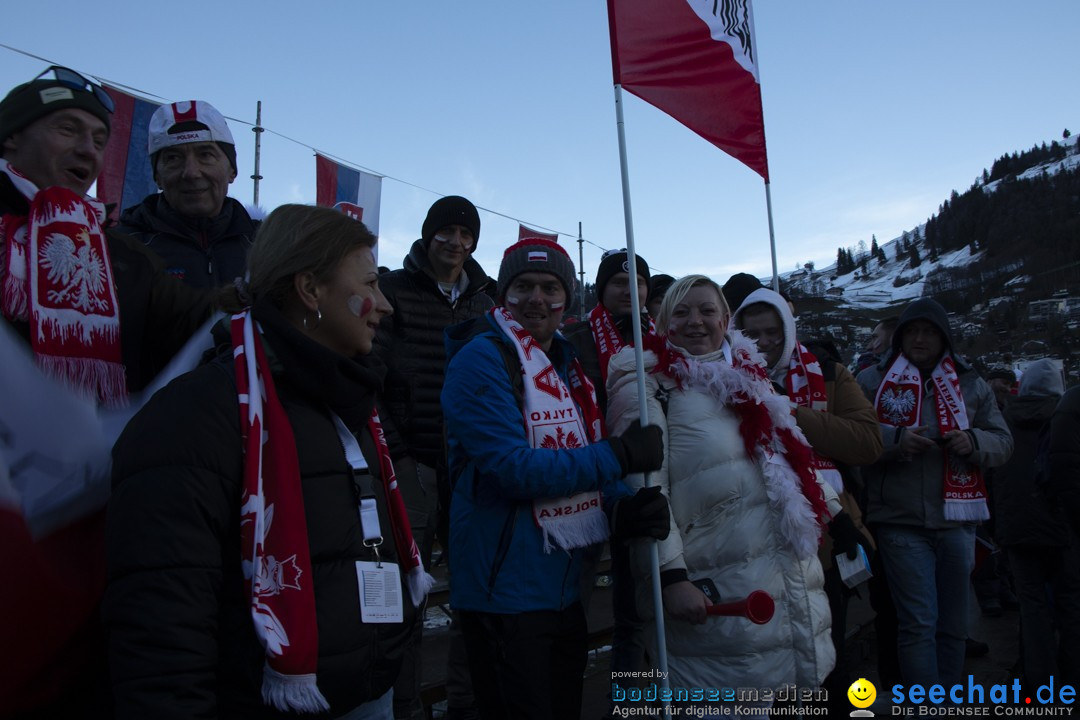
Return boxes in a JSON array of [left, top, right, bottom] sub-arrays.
[[459, 604, 587, 720]]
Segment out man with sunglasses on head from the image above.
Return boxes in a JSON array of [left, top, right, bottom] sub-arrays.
[[374, 195, 495, 720], [0, 65, 213, 716], [114, 100, 258, 288]]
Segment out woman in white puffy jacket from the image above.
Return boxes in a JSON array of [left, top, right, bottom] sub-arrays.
[[606, 274, 839, 700]]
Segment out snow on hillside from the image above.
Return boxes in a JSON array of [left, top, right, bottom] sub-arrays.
[[777, 133, 1077, 311]]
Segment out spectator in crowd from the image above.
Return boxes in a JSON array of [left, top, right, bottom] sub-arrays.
[[720, 271, 764, 313], [0, 66, 213, 717], [606, 275, 838, 712], [564, 248, 655, 700], [986, 367, 1017, 411], [1047, 384, 1080, 533], [733, 287, 881, 717], [856, 298, 1013, 690], [993, 358, 1079, 691], [855, 316, 898, 374], [115, 100, 258, 288], [375, 194, 493, 719], [646, 273, 674, 319], [106, 205, 426, 719], [564, 248, 652, 413], [442, 238, 668, 720]]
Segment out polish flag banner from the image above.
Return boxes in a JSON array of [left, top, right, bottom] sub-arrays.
[[97, 86, 161, 221], [608, 0, 769, 181], [315, 154, 383, 236], [518, 224, 560, 243]]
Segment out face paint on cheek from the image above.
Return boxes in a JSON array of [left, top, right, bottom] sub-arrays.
[[506, 296, 521, 306], [550, 301, 565, 310], [347, 295, 373, 317]]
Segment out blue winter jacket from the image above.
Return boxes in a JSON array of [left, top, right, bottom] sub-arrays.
[[442, 314, 629, 614]]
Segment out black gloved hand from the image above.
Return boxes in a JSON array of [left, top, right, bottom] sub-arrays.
[[613, 485, 671, 543], [828, 511, 867, 561], [606, 420, 664, 475]]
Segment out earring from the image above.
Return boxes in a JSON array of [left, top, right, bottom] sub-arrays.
[[303, 306, 322, 331]]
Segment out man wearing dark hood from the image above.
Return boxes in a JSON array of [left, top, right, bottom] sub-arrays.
[[856, 298, 1012, 691]]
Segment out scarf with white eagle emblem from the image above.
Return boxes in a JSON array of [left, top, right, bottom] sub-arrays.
[[874, 351, 989, 521]]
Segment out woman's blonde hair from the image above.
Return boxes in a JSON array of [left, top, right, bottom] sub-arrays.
[[220, 204, 376, 312], [654, 274, 730, 336]]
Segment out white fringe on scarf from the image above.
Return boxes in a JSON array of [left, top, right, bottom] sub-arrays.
[[671, 335, 822, 560], [262, 665, 330, 714]]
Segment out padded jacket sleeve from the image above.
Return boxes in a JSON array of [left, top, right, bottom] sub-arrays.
[[442, 336, 625, 501], [794, 362, 883, 467]]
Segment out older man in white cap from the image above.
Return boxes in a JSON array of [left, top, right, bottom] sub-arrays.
[[115, 100, 258, 288]]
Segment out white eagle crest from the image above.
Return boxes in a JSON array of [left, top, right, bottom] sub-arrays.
[[38, 229, 109, 312], [881, 387, 917, 424]]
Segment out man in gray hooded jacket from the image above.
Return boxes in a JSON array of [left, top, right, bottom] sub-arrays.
[[856, 297, 1012, 692]]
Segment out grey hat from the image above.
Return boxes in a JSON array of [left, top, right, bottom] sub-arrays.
[[497, 238, 576, 300]]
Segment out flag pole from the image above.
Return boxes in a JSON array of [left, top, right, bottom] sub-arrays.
[[613, 83, 672, 710], [765, 181, 779, 291], [251, 100, 264, 208], [577, 222, 586, 315]]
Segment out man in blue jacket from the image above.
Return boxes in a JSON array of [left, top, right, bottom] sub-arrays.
[[442, 238, 668, 720]]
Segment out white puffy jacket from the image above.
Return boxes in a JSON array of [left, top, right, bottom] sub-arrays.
[[606, 337, 837, 691]]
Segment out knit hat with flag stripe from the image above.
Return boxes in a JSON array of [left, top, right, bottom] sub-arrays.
[[497, 238, 576, 301]]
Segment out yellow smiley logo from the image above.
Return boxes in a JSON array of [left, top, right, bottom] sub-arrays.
[[847, 677, 877, 709]]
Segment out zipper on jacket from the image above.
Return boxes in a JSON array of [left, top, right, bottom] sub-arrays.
[[486, 506, 518, 600]]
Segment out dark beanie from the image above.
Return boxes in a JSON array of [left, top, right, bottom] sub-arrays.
[[650, 274, 675, 302], [0, 78, 112, 144], [497, 238, 576, 300], [595, 249, 651, 302], [721, 272, 764, 312], [421, 195, 480, 248]]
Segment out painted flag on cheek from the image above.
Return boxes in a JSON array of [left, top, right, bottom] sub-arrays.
[[97, 87, 161, 221], [607, 0, 769, 181], [315, 154, 383, 237]]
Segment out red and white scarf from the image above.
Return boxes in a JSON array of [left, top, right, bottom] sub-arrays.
[[647, 331, 830, 559], [490, 307, 609, 553], [232, 311, 433, 713], [873, 352, 989, 521], [787, 343, 843, 494], [587, 304, 655, 386], [0, 160, 126, 407]]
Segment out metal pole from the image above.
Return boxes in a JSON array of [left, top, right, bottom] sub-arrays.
[[251, 100, 264, 207], [613, 83, 671, 711], [766, 181, 779, 291], [578, 221, 586, 315]]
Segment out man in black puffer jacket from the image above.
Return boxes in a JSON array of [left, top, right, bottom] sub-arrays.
[[374, 195, 494, 720], [114, 100, 257, 288]]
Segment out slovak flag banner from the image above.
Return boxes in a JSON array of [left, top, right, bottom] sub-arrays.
[[97, 86, 161, 220], [315, 154, 383, 236], [518, 224, 559, 243], [607, 0, 769, 181]]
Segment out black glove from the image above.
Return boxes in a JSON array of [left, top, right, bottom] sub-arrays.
[[828, 511, 868, 561], [606, 420, 664, 475], [613, 485, 671, 543]]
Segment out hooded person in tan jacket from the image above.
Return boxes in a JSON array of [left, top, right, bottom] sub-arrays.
[[733, 287, 881, 715]]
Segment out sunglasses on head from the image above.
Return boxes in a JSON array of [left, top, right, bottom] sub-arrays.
[[32, 65, 114, 114]]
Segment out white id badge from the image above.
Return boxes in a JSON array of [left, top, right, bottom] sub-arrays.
[[355, 561, 403, 623]]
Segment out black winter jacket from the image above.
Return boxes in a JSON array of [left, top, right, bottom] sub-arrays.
[[105, 300, 419, 719], [375, 239, 494, 466], [0, 174, 214, 393], [1048, 385, 1080, 537], [115, 194, 257, 288]]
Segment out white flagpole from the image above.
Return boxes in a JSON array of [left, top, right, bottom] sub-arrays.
[[613, 82, 671, 711], [765, 181, 779, 291]]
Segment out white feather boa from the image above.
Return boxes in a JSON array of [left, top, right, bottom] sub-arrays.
[[669, 333, 823, 560]]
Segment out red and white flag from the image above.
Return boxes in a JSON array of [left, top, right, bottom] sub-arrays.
[[608, 0, 769, 181], [518, 224, 559, 243]]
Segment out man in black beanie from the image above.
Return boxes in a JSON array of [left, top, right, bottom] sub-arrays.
[[375, 194, 494, 720]]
